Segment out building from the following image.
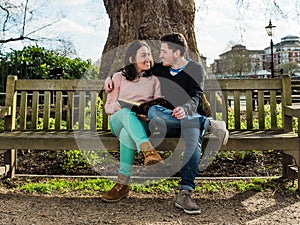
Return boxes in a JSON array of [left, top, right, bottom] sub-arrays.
[[211, 35, 300, 78], [212, 44, 264, 78], [263, 35, 300, 73]]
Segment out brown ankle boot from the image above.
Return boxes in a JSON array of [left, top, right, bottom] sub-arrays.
[[140, 142, 163, 166], [101, 174, 130, 203]]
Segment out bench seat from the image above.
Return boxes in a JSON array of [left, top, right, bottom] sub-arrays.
[[0, 129, 297, 155]]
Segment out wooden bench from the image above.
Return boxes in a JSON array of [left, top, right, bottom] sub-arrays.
[[205, 75, 299, 190], [0, 75, 299, 191]]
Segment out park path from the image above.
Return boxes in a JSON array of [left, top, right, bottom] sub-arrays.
[[0, 188, 300, 225]]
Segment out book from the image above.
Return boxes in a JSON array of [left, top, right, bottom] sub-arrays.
[[118, 97, 170, 115]]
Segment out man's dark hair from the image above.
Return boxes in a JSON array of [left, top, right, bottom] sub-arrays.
[[160, 33, 188, 57]]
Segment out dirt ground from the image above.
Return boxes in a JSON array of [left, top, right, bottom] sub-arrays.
[[0, 150, 300, 224], [0, 180, 300, 225]]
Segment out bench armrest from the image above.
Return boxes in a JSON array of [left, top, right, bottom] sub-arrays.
[[285, 105, 300, 118], [285, 105, 300, 135]]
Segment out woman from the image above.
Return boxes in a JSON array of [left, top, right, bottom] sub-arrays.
[[102, 41, 163, 202]]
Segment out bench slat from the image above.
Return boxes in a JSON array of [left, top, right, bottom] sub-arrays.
[[79, 91, 86, 130], [20, 91, 27, 129], [15, 80, 104, 91], [233, 90, 240, 129], [43, 91, 51, 129], [258, 90, 265, 129], [55, 91, 62, 130], [67, 91, 74, 130], [90, 91, 98, 130], [32, 91, 39, 129], [222, 91, 228, 122], [245, 90, 253, 129], [270, 90, 277, 129], [205, 78, 282, 90]]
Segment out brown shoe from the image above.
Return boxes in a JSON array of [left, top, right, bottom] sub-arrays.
[[140, 142, 163, 166], [102, 174, 130, 203]]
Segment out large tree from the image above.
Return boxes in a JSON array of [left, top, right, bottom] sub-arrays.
[[99, 0, 199, 78]]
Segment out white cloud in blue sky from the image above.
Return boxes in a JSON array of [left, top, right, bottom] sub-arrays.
[[45, 0, 109, 61]]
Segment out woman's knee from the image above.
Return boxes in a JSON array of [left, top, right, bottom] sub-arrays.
[[119, 128, 136, 150], [117, 108, 134, 116]]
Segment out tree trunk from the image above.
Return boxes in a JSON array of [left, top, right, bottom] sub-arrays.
[[99, 0, 199, 79]]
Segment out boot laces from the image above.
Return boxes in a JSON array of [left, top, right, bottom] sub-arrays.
[[115, 183, 125, 191]]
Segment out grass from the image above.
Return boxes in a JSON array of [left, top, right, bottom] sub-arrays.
[[16, 177, 298, 195]]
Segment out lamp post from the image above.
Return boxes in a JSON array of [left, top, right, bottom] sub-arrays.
[[265, 20, 276, 78]]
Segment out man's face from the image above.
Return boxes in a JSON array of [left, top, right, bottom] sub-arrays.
[[159, 42, 176, 67]]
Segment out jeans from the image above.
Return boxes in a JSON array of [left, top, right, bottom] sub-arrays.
[[110, 108, 149, 177], [148, 105, 207, 190]]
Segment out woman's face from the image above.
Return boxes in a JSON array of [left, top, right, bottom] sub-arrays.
[[134, 46, 152, 73]]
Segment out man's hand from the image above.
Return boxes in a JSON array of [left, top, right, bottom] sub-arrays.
[[104, 77, 114, 93], [172, 107, 186, 120]]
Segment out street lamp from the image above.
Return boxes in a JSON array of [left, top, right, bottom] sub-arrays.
[[265, 19, 276, 78]]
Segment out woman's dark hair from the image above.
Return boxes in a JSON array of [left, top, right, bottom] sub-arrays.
[[122, 40, 153, 81], [160, 33, 188, 57]]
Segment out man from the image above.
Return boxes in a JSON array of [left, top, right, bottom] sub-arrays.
[[104, 33, 228, 215]]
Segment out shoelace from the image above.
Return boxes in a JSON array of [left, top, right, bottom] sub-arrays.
[[115, 183, 125, 191], [181, 191, 191, 202], [144, 145, 156, 155]]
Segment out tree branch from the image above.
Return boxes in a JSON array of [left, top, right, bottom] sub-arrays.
[[25, 19, 61, 37], [0, 5, 10, 33], [21, 0, 30, 37], [0, 36, 37, 44]]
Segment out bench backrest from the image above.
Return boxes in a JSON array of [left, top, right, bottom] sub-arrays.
[[205, 75, 292, 131], [4, 75, 293, 132], [4, 76, 108, 131]]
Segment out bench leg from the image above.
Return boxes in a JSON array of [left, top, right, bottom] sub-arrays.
[[281, 152, 295, 179], [298, 169, 300, 193], [281, 151, 300, 192], [4, 149, 16, 178]]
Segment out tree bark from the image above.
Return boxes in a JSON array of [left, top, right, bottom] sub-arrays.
[[99, 0, 200, 78]]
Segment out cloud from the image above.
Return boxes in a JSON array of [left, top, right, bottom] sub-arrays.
[[51, 0, 91, 6]]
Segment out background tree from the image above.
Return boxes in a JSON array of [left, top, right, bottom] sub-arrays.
[[0, 46, 98, 80], [278, 62, 300, 77], [0, 45, 99, 104], [219, 44, 252, 78], [99, 0, 200, 79]]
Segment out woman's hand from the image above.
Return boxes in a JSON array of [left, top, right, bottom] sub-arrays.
[[104, 77, 114, 93]]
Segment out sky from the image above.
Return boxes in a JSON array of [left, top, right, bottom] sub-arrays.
[[4, 0, 300, 65], [194, 0, 300, 64]]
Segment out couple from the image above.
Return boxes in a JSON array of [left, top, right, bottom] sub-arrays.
[[102, 33, 229, 215]]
